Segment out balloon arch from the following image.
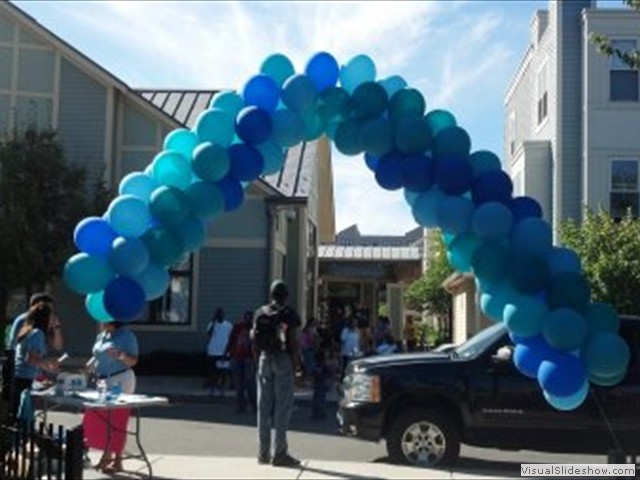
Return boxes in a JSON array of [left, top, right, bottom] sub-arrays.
[[63, 52, 629, 411]]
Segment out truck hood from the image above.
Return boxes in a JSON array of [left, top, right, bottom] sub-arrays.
[[351, 352, 452, 370]]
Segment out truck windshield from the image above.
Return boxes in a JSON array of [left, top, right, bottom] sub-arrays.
[[453, 323, 507, 359]]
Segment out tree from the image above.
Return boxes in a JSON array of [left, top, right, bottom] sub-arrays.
[[559, 208, 640, 316], [0, 129, 111, 327], [590, 0, 640, 70]]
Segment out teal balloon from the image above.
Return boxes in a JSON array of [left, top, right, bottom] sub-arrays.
[[469, 150, 501, 177], [301, 111, 325, 141], [504, 295, 548, 338], [433, 126, 471, 160], [446, 232, 482, 272], [185, 181, 225, 220], [271, 109, 305, 148], [471, 241, 511, 288], [543, 380, 589, 411], [472, 202, 513, 240], [141, 226, 186, 268], [412, 188, 445, 228], [149, 186, 191, 226], [585, 302, 620, 334], [63, 253, 114, 294], [133, 262, 170, 300], [388, 88, 426, 122], [547, 272, 591, 312], [107, 194, 152, 238], [350, 82, 388, 120], [437, 195, 474, 236], [151, 150, 192, 190], [360, 118, 394, 157], [258, 140, 286, 175], [404, 189, 420, 207], [510, 253, 550, 295], [281, 74, 318, 113], [480, 286, 513, 323], [260, 53, 295, 87], [395, 116, 433, 155], [425, 109, 456, 137], [119, 172, 159, 204], [339, 54, 376, 94], [85, 291, 113, 323], [379, 75, 407, 97], [163, 128, 198, 160], [582, 332, 630, 378], [209, 90, 245, 119], [174, 216, 206, 253], [108, 236, 150, 277], [334, 119, 364, 156], [192, 142, 230, 182], [317, 87, 351, 123], [588, 369, 626, 387], [194, 108, 235, 147], [547, 247, 581, 276], [512, 218, 553, 257], [543, 308, 589, 351]]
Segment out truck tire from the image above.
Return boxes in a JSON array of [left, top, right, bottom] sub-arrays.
[[386, 409, 460, 468]]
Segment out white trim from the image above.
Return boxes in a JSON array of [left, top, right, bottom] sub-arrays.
[[206, 237, 268, 249]]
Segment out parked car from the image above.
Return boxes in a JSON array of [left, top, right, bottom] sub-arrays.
[[337, 316, 640, 468]]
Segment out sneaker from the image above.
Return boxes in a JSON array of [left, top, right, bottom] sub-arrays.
[[272, 453, 301, 467], [257, 454, 271, 465]]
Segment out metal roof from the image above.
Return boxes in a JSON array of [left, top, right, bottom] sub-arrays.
[[137, 89, 315, 198], [318, 245, 422, 261]]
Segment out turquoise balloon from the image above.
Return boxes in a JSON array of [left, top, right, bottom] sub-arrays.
[[149, 186, 191, 226], [543, 308, 589, 352], [260, 53, 295, 87], [194, 108, 235, 147], [192, 142, 230, 182], [425, 109, 457, 137], [585, 302, 620, 334], [379, 75, 407, 97], [174, 216, 206, 253], [107, 194, 152, 238], [258, 140, 286, 175], [141, 226, 186, 268], [302, 111, 325, 141], [151, 151, 192, 190], [185, 181, 225, 220], [63, 253, 114, 294], [133, 262, 170, 300], [469, 150, 501, 177], [471, 241, 511, 288], [85, 291, 113, 323], [281, 74, 318, 113], [582, 332, 630, 378], [543, 380, 589, 411], [209, 90, 245, 119], [504, 295, 548, 338], [109, 236, 150, 277], [271, 109, 305, 148], [389, 88, 426, 122], [446, 232, 481, 272], [403, 189, 420, 207], [163, 128, 198, 159], [339, 54, 376, 94], [317, 87, 351, 123], [119, 172, 159, 204]]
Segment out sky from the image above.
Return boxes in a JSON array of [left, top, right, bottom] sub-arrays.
[[10, 0, 622, 235]]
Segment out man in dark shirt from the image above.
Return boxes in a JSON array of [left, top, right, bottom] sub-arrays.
[[252, 280, 301, 467]]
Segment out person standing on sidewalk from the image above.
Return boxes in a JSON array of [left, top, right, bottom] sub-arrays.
[[252, 280, 301, 467], [205, 307, 232, 396], [226, 310, 256, 413]]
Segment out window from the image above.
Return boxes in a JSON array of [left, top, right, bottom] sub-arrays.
[[136, 255, 194, 326], [610, 160, 639, 219], [537, 63, 548, 124], [610, 40, 639, 102]]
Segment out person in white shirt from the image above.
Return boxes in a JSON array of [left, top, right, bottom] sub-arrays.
[[340, 318, 360, 380], [206, 307, 233, 396]]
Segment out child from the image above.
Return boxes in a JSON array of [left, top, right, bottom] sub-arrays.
[[311, 350, 332, 420]]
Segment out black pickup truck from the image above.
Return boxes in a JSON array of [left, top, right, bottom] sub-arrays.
[[337, 316, 640, 467]]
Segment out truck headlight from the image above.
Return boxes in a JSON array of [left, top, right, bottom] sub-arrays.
[[346, 373, 380, 403]]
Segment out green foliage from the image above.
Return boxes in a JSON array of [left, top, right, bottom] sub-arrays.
[[590, 1, 640, 70], [404, 231, 454, 319], [559, 208, 640, 315], [378, 302, 389, 318]]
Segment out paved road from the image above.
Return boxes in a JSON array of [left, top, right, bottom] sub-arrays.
[[47, 397, 608, 477]]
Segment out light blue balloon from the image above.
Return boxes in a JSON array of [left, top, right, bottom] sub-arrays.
[[151, 151, 192, 190], [133, 262, 170, 301], [340, 54, 376, 94], [258, 140, 286, 175], [209, 90, 245, 119], [412, 187, 445, 228], [260, 53, 295, 87], [446, 232, 482, 273], [109, 236, 150, 277], [163, 128, 199, 159], [192, 142, 230, 182], [106, 194, 152, 238], [543, 380, 589, 411], [504, 295, 548, 338], [85, 291, 113, 323], [379, 75, 407, 98], [194, 108, 235, 147], [271, 109, 305, 148], [480, 282, 516, 322], [119, 172, 159, 204], [63, 253, 115, 295]]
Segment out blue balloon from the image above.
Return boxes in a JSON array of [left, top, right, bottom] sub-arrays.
[[149, 186, 191, 226], [163, 128, 198, 159], [543, 379, 589, 411], [271, 109, 305, 148], [468, 150, 501, 177], [471, 241, 511, 288], [334, 119, 364, 156], [546, 247, 582, 276], [109, 236, 150, 277], [339, 54, 376, 94], [360, 118, 394, 157], [217, 177, 245, 211], [471, 202, 513, 240], [74, 217, 118, 257], [412, 188, 445, 228], [402, 154, 435, 192], [185, 181, 225, 220], [260, 53, 295, 87], [281, 74, 318, 113], [512, 217, 553, 257], [103, 276, 146, 321], [258, 140, 286, 175], [514, 340, 554, 379], [542, 308, 589, 352], [546, 272, 591, 312], [364, 153, 379, 172], [305, 52, 339, 92], [504, 294, 548, 338], [374, 151, 404, 191], [584, 302, 620, 334], [228, 143, 264, 182], [437, 195, 474, 236], [471, 170, 513, 206], [538, 354, 586, 397], [446, 232, 482, 272], [379, 75, 407, 98], [582, 332, 630, 378], [85, 291, 113, 323], [509, 196, 542, 224], [119, 172, 159, 204], [433, 126, 471, 160], [63, 253, 115, 295], [395, 116, 432, 155], [174, 216, 206, 253], [106, 194, 152, 238], [425, 109, 456, 137], [388, 88, 425, 122], [243, 74, 280, 113], [209, 90, 245, 119], [133, 262, 170, 300], [235, 106, 272, 146], [436, 157, 473, 196], [192, 142, 230, 182], [194, 108, 235, 147], [350, 82, 388, 120]]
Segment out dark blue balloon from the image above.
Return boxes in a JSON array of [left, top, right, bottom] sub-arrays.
[[472, 170, 513, 205], [103, 276, 146, 321], [243, 74, 280, 113], [217, 177, 245, 211], [375, 151, 404, 191], [436, 157, 473, 195], [510, 196, 543, 224], [402, 154, 435, 192], [305, 52, 340, 92], [74, 217, 118, 257], [228, 143, 264, 182], [514, 343, 549, 379], [364, 153, 379, 172], [235, 106, 272, 146]]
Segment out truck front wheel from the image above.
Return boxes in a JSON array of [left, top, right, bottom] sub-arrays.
[[386, 409, 460, 468]]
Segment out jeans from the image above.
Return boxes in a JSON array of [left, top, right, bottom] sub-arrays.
[[231, 358, 256, 411], [257, 351, 294, 458]]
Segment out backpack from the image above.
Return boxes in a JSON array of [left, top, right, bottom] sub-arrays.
[[253, 304, 290, 353]]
